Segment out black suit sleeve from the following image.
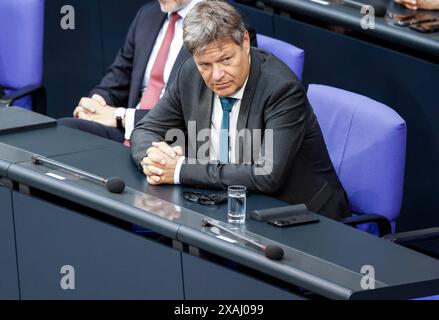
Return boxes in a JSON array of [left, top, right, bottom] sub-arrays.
[[89, 7, 144, 108]]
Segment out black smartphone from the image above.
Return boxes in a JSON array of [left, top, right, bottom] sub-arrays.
[[267, 212, 319, 228], [410, 20, 439, 33], [387, 13, 417, 26], [388, 12, 436, 27]]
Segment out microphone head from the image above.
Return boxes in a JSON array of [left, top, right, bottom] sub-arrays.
[[105, 177, 126, 194], [265, 245, 284, 260]]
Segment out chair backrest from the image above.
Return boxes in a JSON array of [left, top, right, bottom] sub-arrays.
[[0, 0, 45, 109], [256, 34, 305, 80], [307, 84, 407, 227]]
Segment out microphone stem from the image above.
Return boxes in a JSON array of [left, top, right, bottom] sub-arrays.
[[202, 218, 266, 251], [32, 155, 106, 184]]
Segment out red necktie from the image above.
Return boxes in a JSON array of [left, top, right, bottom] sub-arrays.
[[139, 12, 181, 110], [124, 13, 181, 147]]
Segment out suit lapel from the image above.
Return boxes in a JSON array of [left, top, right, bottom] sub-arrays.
[[236, 48, 262, 162], [195, 83, 214, 157]]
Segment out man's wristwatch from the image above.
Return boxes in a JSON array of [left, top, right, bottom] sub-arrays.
[[114, 108, 126, 129]]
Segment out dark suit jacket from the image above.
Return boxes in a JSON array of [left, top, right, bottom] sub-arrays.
[[131, 48, 351, 221], [90, 1, 257, 126]]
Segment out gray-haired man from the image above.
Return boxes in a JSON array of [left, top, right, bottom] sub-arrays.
[[131, 0, 350, 220]]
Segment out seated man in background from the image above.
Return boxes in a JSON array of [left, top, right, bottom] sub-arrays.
[[131, 0, 350, 221], [395, 0, 439, 10], [59, 0, 256, 144]]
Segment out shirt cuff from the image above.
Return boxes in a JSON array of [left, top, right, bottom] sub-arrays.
[[124, 108, 136, 140], [174, 156, 185, 185]]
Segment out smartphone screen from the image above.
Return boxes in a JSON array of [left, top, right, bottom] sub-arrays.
[[410, 20, 439, 33], [387, 12, 416, 26], [387, 12, 437, 27]]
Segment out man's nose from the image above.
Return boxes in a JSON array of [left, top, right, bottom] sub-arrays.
[[212, 64, 225, 81]]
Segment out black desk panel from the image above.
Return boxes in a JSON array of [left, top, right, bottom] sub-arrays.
[[0, 125, 116, 159], [0, 186, 19, 299], [1, 117, 438, 299], [7, 161, 181, 239], [12, 191, 184, 299], [10, 145, 439, 299], [0, 107, 56, 135], [49, 146, 288, 210], [0, 142, 35, 166], [182, 253, 305, 300], [44, 147, 439, 293]]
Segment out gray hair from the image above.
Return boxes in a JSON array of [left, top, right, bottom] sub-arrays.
[[183, 1, 246, 55]]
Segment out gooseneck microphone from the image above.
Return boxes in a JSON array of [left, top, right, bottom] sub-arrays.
[[201, 218, 285, 261], [32, 155, 125, 194], [341, 0, 387, 17]]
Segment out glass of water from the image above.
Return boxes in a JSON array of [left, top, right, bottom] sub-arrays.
[[228, 185, 247, 224]]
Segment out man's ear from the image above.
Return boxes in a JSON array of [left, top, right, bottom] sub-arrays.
[[243, 31, 250, 54]]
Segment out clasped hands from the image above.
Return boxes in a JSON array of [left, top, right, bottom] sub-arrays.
[[73, 94, 119, 128], [142, 142, 183, 185]]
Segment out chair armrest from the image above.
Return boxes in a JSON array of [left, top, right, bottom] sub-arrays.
[[383, 227, 439, 244], [0, 85, 47, 114], [342, 213, 392, 237]]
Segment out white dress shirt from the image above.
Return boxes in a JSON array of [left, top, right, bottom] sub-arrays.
[[124, 0, 203, 140]]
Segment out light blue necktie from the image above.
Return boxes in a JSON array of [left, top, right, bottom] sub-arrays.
[[219, 97, 237, 164]]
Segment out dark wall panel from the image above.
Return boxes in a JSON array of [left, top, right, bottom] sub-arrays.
[[13, 191, 183, 299], [43, 0, 153, 119], [43, 0, 104, 119], [182, 253, 305, 300], [233, 1, 275, 37], [99, 0, 150, 70], [0, 187, 19, 299]]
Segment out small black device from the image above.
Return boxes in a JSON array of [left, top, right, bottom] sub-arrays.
[[387, 12, 437, 27], [267, 213, 320, 228], [249, 204, 319, 227], [410, 20, 439, 33]]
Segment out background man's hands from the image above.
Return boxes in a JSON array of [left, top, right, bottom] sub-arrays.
[[142, 142, 183, 185], [73, 94, 119, 127]]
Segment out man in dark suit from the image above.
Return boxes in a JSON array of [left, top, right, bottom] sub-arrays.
[[58, 0, 256, 144], [131, 1, 350, 220]]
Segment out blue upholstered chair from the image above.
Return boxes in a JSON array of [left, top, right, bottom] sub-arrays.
[[256, 34, 305, 80], [0, 0, 46, 113], [307, 84, 407, 236]]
